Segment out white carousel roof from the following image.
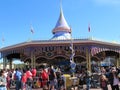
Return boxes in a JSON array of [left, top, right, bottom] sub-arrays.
[[51, 32, 71, 40], [52, 6, 71, 40]]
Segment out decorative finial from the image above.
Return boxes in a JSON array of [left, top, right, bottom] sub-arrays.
[[60, 0, 63, 16], [60, 0, 62, 7]]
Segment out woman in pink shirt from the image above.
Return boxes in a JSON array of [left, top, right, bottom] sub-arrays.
[[26, 68, 33, 90], [21, 71, 27, 90], [31, 68, 36, 77]]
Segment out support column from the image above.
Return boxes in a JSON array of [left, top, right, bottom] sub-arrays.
[[31, 51, 36, 68], [3, 57, 7, 69], [31, 52, 34, 68], [88, 49, 91, 72], [117, 54, 120, 68], [33, 55, 36, 68], [9, 58, 13, 69], [118, 54, 120, 67], [86, 47, 91, 72], [117, 58, 119, 68], [98, 60, 101, 67]]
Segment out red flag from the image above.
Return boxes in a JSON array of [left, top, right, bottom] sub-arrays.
[[88, 24, 90, 32]]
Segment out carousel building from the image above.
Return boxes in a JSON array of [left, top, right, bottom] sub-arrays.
[[0, 6, 120, 71]]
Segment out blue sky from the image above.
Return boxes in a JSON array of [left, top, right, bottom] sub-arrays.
[[0, 0, 120, 48]]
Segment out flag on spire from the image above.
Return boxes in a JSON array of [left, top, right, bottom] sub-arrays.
[[30, 26, 34, 34], [88, 23, 90, 32], [1, 35, 5, 47], [2, 37, 5, 42]]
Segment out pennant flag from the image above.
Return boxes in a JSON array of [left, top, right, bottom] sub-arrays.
[[1, 35, 5, 48], [30, 26, 34, 34], [88, 24, 90, 32], [2, 37, 5, 42]]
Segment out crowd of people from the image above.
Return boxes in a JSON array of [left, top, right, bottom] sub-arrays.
[[77, 66, 120, 90], [0, 65, 120, 90], [99, 66, 120, 90], [0, 65, 66, 90]]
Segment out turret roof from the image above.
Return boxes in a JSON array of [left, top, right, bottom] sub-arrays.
[[52, 6, 71, 34]]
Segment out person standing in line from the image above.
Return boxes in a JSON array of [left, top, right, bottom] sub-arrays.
[[14, 68, 22, 90], [100, 74, 108, 90], [0, 70, 7, 90], [26, 68, 33, 90], [6, 73, 11, 90], [84, 68, 91, 90], [21, 69, 27, 90], [109, 67, 120, 90], [31, 68, 36, 78], [40, 66, 49, 89], [48, 65, 57, 90]]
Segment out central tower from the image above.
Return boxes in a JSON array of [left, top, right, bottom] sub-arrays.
[[51, 4, 71, 40]]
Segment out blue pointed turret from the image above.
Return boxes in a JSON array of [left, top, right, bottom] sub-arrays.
[[51, 5, 71, 40]]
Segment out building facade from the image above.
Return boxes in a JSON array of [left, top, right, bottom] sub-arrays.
[[0, 6, 120, 71]]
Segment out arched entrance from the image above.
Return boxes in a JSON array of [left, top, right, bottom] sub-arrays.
[[74, 56, 86, 72], [52, 56, 70, 73], [35, 57, 48, 68], [91, 51, 120, 72], [6, 53, 22, 69]]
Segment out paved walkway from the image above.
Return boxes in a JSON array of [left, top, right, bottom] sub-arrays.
[[28, 88, 102, 90], [10, 85, 112, 90], [10, 87, 102, 90], [10, 88, 103, 90], [33, 88, 110, 90]]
